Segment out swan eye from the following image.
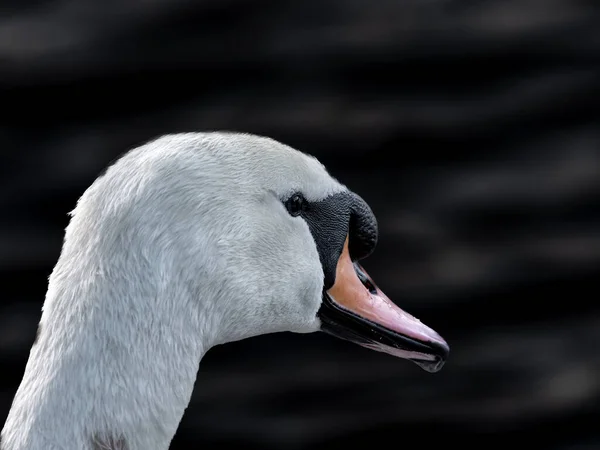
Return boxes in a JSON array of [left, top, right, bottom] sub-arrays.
[[284, 193, 306, 217]]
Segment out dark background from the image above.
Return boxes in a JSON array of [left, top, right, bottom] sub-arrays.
[[1, 1, 599, 449]]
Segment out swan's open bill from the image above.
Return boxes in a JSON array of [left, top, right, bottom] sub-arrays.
[[318, 238, 449, 373]]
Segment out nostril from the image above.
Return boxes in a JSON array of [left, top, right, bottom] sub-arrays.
[[353, 263, 378, 295]]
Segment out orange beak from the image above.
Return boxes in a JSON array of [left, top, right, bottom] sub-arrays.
[[319, 237, 449, 372]]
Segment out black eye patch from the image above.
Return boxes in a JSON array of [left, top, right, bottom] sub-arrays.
[[280, 190, 378, 290]]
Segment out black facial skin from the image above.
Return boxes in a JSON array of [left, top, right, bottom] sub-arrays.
[[282, 189, 448, 373], [283, 190, 377, 289]]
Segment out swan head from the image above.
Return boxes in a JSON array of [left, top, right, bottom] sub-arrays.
[[80, 132, 448, 373]]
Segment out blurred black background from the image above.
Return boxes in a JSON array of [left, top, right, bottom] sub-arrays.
[[1, 1, 600, 449]]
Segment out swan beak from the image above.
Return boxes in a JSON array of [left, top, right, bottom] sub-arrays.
[[318, 238, 449, 373]]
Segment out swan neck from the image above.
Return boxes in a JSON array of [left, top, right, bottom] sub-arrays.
[[1, 251, 217, 450]]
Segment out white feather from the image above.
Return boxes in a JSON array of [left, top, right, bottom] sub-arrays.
[[1, 132, 347, 450]]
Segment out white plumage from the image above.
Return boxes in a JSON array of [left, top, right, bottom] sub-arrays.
[[2, 133, 346, 450]]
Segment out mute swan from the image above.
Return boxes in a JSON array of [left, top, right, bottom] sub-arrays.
[[1, 132, 448, 450]]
